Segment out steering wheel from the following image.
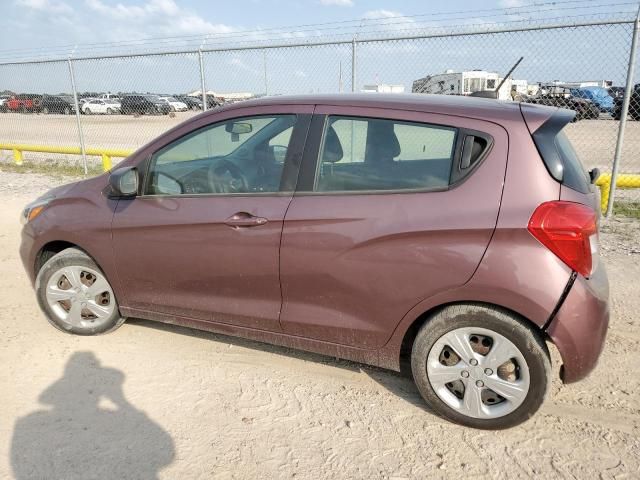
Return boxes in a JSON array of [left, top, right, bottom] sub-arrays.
[[207, 159, 248, 194]]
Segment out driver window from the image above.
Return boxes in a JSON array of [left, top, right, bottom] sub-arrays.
[[146, 115, 296, 195]]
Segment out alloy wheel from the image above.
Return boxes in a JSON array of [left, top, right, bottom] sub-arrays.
[[426, 326, 530, 419], [45, 265, 115, 329]]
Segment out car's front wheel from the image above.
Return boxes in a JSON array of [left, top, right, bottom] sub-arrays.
[[35, 248, 125, 335], [411, 304, 550, 429]]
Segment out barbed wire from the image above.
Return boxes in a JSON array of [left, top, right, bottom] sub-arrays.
[[0, 2, 636, 63]]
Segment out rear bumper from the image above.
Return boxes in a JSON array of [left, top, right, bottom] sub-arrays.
[[546, 265, 609, 383]]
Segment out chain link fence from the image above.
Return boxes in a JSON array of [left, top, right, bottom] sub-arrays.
[[0, 16, 638, 214]]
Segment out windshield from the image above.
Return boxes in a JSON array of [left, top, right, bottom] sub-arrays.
[[144, 95, 161, 102], [104, 99, 119, 104], [165, 97, 177, 102]]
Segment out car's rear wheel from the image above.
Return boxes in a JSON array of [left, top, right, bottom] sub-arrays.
[[411, 304, 550, 429], [106, 108, 113, 115], [35, 248, 125, 335]]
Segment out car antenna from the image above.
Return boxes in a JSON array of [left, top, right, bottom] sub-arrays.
[[470, 56, 523, 99]]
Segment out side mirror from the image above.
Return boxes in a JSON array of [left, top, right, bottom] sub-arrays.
[[109, 167, 138, 197]]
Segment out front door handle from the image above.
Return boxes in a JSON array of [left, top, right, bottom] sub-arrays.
[[224, 212, 268, 227]]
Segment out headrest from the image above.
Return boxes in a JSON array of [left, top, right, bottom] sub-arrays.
[[322, 126, 344, 163], [366, 121, 400, 162]]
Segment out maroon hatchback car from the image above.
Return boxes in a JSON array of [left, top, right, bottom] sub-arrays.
[[20, 94, 609, 429]]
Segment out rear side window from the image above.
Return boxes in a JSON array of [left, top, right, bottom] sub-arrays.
[[315, 116, 458, 192]]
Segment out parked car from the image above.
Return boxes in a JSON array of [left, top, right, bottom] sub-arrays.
[[608, 86, 625, 100], [99, 93, 120, 101], [20, 94, 608, 429], [82, 98, 121, 115], [525, 87, 600, 120], [175, 95, 203, 110], [159, 96, 188, 112], [120, 95, 171, 115], [6, 94, 43, 113], [40, 95, 76, 115], [204, 94, 223, 109], [612, 83, 640, 120], [570, 86, 614, 112]]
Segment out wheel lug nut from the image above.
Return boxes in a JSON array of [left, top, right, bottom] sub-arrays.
[[469, 359, 478, 366], [476, 380, 484, 388], [484, 368, 493, 376], [461, 371, 469, 378]]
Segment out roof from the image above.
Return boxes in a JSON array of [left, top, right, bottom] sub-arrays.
[[217, 93, 536, 123]]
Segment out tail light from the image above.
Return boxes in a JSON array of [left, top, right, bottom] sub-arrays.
[[528, 201, 598, 277]]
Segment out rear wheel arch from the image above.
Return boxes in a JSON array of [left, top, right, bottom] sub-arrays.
[[398, 301, 548, 363]]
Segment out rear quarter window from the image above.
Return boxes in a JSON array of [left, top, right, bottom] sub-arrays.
[[530, 109, 591, 194], [554, 130, 590, 194]]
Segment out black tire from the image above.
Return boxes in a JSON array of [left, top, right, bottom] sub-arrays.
[[35, 248, 126, 336], [411, 303, 551, 429]]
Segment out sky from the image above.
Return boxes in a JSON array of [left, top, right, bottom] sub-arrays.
[[0, 0, 637, 95]]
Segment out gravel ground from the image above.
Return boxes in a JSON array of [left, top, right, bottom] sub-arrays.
[[1, 171, 639, 480]]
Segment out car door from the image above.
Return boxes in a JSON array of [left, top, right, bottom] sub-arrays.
[[279, 106, 508, 348], [112, 105, 313, 331]]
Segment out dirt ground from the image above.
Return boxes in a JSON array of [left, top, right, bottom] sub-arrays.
[[1, 171, 640, 480]]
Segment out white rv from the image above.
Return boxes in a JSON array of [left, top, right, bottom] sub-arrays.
[[361, 84, 406, 94], [412, 70, 514, 100]]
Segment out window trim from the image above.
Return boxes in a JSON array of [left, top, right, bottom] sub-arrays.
[[297, 113, 493, 196], [139, 113, 311, 198]]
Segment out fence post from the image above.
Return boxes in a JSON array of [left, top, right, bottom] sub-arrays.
[[263, 50, 269, 96], [351, 37, 357, 92], [198, 49, 207, 112], [606, 7, 640, 217], [13, 148, 23, 166], [67, 57, 88, 175]]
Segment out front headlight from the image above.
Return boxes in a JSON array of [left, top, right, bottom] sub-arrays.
[[21, 197, 53, 225]]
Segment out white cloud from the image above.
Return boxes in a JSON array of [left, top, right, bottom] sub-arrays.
[[362, 9, 404, 20], [229, 57, 261, 76], [499, 0, 527, 7], [16, 0, 72, 13], [320, 0, 353, 6], [85, 0, 234, 35]]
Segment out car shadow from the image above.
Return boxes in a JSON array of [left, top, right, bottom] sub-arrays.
[[128, 318, 437, 416], [10, 351, 175, 480]]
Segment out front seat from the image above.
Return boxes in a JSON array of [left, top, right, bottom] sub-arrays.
[[364, 120, 400, 166]]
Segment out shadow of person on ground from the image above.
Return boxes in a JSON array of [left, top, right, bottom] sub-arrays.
[[11, 351, 175, 480]]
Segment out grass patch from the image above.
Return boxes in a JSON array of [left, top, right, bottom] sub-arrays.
[[613, 202, 640, 219], [0, 161, 104, 178]]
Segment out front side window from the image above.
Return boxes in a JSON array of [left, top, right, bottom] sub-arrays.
[[147, 115, 296, 195], [315, 116, 457, 192]]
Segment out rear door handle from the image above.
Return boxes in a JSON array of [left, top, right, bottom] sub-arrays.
[[224, 212, 268, 227]]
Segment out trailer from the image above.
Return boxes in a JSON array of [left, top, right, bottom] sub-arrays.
[[412, 70, 515, 100]]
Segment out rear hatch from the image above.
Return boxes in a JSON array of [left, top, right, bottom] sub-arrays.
[[520, 104, 600, 213]]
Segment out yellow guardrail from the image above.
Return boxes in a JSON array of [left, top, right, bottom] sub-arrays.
[[0, 143, 134, 171], [1, 143, 639, 213], [595, 173, 640, 213]]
